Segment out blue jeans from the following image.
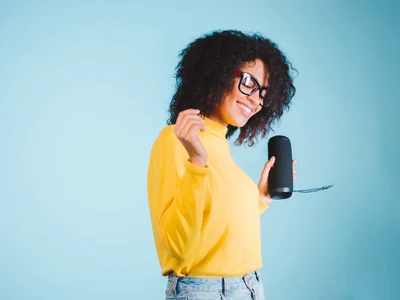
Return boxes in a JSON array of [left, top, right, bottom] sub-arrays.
[[165, 270, 265, 299]]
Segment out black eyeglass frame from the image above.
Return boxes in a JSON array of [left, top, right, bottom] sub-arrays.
[[236, 70, 271, 108]]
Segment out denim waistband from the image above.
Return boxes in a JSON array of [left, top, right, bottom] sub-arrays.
[[166, 270, 261, 298]]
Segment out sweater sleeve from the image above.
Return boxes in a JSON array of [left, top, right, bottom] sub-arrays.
[[148, 128, 209, 261]]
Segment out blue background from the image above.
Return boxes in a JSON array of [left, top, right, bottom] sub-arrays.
[[1, 0, 399, 299]]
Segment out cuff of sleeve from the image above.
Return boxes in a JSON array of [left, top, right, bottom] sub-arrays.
[[184, 160, 209, 175], [259, 198, 269, 214]]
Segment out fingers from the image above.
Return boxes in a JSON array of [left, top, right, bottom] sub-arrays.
[[175, 109, 205, 137], [180, 117, 205, 137], [175, 109, 201, 126], [292, 159, 296, 181], [182, 122, 206, 142], [175, 110, 198, 133], [267, 156, 276, 168], [175, 109, 203, 126], [174, 109, 208, 161]]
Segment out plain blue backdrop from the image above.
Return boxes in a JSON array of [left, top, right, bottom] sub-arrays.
[[1, 0, 399, 299]]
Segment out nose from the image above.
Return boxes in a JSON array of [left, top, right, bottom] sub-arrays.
[[246, 91, 262, 108]]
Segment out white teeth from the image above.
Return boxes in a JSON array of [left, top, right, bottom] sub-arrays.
[[238, 103, 251, 113]]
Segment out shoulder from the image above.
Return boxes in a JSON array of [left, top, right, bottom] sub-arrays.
[[149, 124, 187, 167], [154, 124, 178, 146], [151, 124, 184, 155]]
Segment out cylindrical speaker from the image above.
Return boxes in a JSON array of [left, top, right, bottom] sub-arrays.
[[268, 135, 293, 200]]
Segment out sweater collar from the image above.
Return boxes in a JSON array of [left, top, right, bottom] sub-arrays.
[[203, 116, 228, 139]]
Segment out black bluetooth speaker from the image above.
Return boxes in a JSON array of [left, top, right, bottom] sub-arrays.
[[268, 135, 293, 200]]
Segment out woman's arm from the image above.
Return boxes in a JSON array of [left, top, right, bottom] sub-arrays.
[[148, 125, 209, 261]]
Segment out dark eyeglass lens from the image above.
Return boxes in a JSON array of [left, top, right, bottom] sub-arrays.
[[240, 75, 257, 93], [239, 73, 267, 106]]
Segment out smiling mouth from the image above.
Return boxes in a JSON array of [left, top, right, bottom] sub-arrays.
[[237, 101, 253, 114]]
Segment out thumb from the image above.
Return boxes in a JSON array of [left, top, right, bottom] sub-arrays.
[[259, 156, 276, 185]]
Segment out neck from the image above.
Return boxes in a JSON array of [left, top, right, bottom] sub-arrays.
[[202, 116, 228, 139], [207, 113, 228, 128]]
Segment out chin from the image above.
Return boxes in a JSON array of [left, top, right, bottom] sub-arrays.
[[229, 116, 250, 127]]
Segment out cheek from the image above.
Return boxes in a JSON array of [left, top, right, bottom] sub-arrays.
[[253, 106, 262, 115], [223, 94, 240, 108], [228, 88, 244, 101]]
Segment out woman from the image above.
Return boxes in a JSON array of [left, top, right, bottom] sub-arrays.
[[147, 30, 296, 299]]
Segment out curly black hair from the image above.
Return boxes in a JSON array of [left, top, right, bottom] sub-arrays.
[[167, 30, 296, 146]]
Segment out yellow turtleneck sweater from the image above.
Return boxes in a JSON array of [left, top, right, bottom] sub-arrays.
[[147, 117, 268, 277]]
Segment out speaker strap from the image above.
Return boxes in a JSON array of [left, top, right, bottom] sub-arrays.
[[293, 184, 333, 193]]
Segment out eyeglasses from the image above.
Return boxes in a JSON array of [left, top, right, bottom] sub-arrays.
[[236, 70, 270, 108]]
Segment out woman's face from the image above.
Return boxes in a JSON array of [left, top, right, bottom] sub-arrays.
[[209, 59, 269, 127]]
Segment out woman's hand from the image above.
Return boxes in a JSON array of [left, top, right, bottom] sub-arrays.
[[174, 109, 207, 167], [258, 157, 297, 205]]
